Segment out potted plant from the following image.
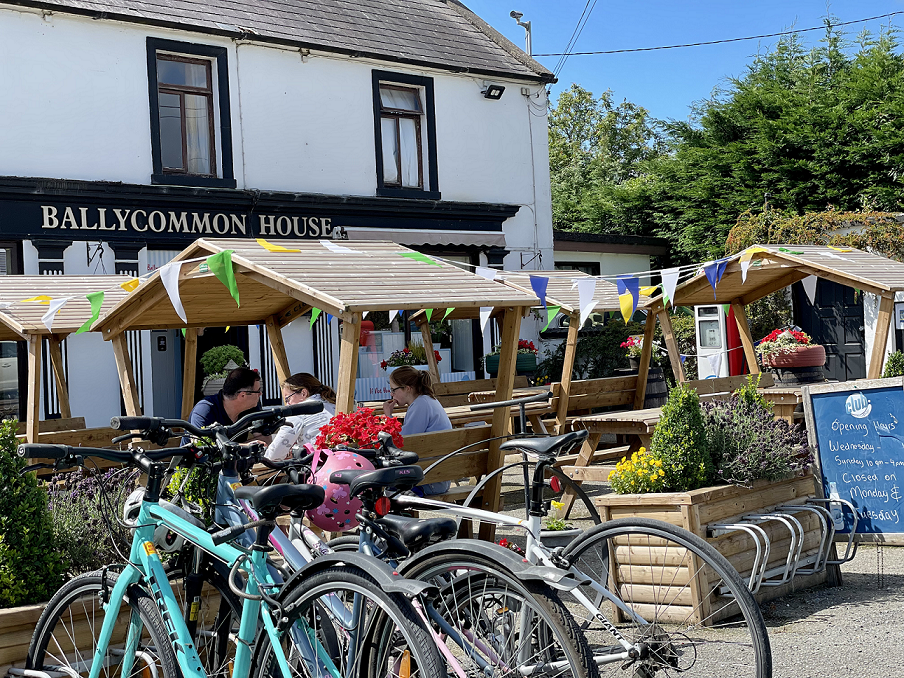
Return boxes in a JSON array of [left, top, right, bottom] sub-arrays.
[[538, 500, 582, 548], [484, 340, 539, 376], [315, 407, 403, 450], [757, 328, 825, 368], [620, 335, 645, 370], [200, 345, 247, 395], [380, 344, 442, 374]]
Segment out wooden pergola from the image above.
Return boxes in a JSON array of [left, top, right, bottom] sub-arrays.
[[0, 276, 131, 442], [637, 244, 904, 401]]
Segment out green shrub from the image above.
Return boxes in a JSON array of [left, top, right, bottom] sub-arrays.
[[536, 318, 644, 382], [649, 384, 712, 491], [200, 345, 247, 378], [0, 420, 66, 607], [883, 351, 904, 378]]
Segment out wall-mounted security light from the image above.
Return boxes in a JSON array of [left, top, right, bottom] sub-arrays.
[[482, 84, 506, 100]]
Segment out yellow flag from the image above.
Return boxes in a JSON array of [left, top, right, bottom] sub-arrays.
[[828, 245, 853, 253], [22, 295, 52, 304], [619, 293, 634, 324], [738, 246, 769, 264], [257, 238, 300, 253], [639, 285, 658, 297], [120, 278, 140, 292]]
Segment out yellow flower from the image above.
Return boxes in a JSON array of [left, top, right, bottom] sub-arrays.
[[550, 500, 564, 511]]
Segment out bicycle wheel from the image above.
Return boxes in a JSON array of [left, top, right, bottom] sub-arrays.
[[252, 566, 446, 678], [562, 517, 772, 677], [402, 549, 599, 678], [27, 570, 179, 678]]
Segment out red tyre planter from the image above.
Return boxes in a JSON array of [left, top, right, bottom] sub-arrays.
[[763, 344, 826, 368]]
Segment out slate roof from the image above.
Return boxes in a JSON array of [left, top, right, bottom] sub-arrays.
[[7, 0, 554, 82]]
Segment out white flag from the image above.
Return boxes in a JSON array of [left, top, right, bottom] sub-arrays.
[[41, 297, 70, 332], [475, 267, 497, 281], [388, 310, 400, 323], [801, 275, 818, 304], [740, 259, 753, 284], [160, 261, 187, 323], [661, 267, 680, 307], [479, 307, 492, 333], [707, 353, 722, 377], [320, 239, 360, 254], [573, 278, 597, 327]]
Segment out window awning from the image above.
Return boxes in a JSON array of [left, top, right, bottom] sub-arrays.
[[342, 227, 506, 249]]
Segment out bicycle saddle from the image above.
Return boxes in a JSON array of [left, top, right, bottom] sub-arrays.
[[498, 430, 589, 457], [233, 484, 325, 519], [377, 514, 457, 551], [329, 465, 425, 496]]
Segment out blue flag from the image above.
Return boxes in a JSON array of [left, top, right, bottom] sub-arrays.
[[616, 275, 640, 317], [703, 257, 730, 299], [529, 275, 549, 308]]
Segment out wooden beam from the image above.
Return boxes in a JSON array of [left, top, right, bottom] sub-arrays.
[[265, 315, 292, 387], [181, 327, 199, 419], [479, 307, 522, 541], [26, 334, 41, 443], [738, 269, 807, 306], [868, 294, 895, 379], [658, 309, 685, 382], [46, 335, 71, 419], [274, 300, 312, 328], [731, 301, 760, 375], [418, 319, 441, 384], [336, 314, 361, 414], [101, 284, 171, 340], [554, 312, 580, 433], [112, 333, 142, 416], [633, 310, 657, 410]]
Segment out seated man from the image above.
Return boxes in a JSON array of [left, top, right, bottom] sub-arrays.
[[183, 367, 263, 444]]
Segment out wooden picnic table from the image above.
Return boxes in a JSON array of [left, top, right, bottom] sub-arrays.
[[358, 397, 555, 432]]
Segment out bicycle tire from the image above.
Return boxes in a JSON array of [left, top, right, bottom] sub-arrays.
[[251, 565, 446, 678], [27, 569, 179, 678], [562, 517, 772, 678], [402, 549, 599, 678]]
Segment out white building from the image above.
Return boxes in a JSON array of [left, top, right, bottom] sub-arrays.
[[0, 0, 556, 423]]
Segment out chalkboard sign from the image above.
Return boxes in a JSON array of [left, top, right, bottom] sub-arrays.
[[803, 377, 904, 535]]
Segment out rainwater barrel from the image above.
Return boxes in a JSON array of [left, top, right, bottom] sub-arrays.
[[644, 367, 668, 408]]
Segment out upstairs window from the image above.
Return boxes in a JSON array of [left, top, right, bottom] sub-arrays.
[[147, 38, 235, 188]]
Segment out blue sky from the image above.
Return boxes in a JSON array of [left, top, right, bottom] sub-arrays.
[[465, 1, 903, 121]]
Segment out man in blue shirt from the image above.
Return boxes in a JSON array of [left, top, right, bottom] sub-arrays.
[[183, 367, 263, 443]]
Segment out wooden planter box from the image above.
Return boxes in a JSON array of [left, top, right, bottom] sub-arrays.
[[0, 603, 44, 676], [594, 474, 827, 625]]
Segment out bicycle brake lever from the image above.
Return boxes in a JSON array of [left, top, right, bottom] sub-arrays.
[[20, 462, 55, 475]]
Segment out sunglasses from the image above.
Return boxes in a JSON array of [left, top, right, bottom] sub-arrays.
[[239, 389, 262, 395]]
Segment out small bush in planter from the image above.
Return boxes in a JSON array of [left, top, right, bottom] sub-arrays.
[[649, 384, 712, 491], [0, 419, 66, 606], [883, 351, 904, 378], [200, 344, 247, 378]]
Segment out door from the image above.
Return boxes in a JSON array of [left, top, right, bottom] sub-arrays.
[[793, 279, 865, 382]]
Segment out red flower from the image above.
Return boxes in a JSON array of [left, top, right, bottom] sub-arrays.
[[380, 360, 388, 369], [434, 350, 442, 363], [315, 408, 404, 450]]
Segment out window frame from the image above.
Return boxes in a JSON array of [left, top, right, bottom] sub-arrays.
[[147, 38, 235, 188], [372, 70, 439, 200]]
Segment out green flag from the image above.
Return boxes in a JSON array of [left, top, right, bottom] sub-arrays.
[[206, 250, 240, 307], [443, 307, 455, 320], [75, 291, 105, 335], [398, 252, 442, 266], [425, 309, 434, 321], [310, 308, 322, 328], [722, 304, 731, 316], [543, 305, 561, 332]]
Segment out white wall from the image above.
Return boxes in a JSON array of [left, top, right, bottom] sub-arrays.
[[863, 291, 904, 376], [553, 251, 653, 280]]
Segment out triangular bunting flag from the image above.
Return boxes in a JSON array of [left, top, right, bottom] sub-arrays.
[[443, 308, 455, 320], [703, 258, 729, 299], [529, 275, 549, 308], [22, 295, 53, 304], [310, 308, 322, 328], [639, 285, 659, 297], [256, 238, 300, 253], [42, 297, 70, 332], [475, 267, 497, 281], [362, 311, 369, 319], [320, 240, 360, 254], [679, 354, 687, 364], [388, 310, 400, 323], [574, 278, 597, 326], [802, 275, 818, 304], [661, 267, 680, 308], [722, 304, 731, 316], [75, 291, 105, 335], [160, 261, 187, 323], [425, 309, 434, 321], [707, 353, 722, 377], [479, 307, 492, 333], [398, 252, 442, 266], [543, 305, 561, 332], [828, 245, 853, 253], [120, 278, 140, 292], [206, 250, 240, 308], [326, 314, 334, 324], [616, 275, 640, 324]]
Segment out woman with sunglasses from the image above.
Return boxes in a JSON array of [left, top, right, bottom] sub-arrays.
[[264, 372, 337, 460]]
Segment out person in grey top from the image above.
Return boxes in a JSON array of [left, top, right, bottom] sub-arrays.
[[265, 373, 336, 461], [383, 365, 452, 495]]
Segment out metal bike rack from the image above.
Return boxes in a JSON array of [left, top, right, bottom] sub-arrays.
[[801, 497, 860, 564], [773, 503, 833, 575], [708, 521, 770, 593], [740, 511, 805, 586]]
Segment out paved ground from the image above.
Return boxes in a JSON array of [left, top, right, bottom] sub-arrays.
[[488, 469, 904, 678]]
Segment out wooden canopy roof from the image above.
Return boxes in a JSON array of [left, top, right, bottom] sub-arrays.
[[645, 244, 904, 308], [0, 276, 131, 341], [94, 238, 539, 337]]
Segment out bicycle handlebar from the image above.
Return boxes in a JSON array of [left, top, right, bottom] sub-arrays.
[[18, 442, 193, 467], [468, 391, 552, 412]]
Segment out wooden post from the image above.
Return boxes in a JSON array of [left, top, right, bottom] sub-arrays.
[[633, 310, 657, 410], [479, 307, 522, 541], [418, 319, 441, 383], [554, 311, 580, 433], [26, 334, 41, 443], [47, 335, 71, 419], [658, 308, 685, 382], [868, 294, 895, 379], [265, 315, 292, 387], [336, 313, 361, 414], [111, 333, 142, 416], [731, 301, 760, 375], [181, 327, 199, 419]]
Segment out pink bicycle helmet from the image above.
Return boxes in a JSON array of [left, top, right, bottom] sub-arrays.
[[305, 448, 374, 532]]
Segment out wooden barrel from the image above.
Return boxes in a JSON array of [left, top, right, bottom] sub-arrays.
[[771, 366, 825, 386], [644, 367, 668, 408]]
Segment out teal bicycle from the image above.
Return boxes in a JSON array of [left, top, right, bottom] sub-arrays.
[[20, 404, 446, 678]]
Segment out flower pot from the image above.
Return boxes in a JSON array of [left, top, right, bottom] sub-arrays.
[[516, 354, 537, 375], [202, 376, 226, 396], [628, 357, 640, 370], [539, 527, 582, 549], [484, 354, 500, 376], [384, 364, 430, 376], [763, 344, 826, 369]]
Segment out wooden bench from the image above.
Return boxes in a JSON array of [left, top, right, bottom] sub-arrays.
[[686, 373, 775, 399], [433, 376, 529, 407], [14, 416, 86, 435]]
